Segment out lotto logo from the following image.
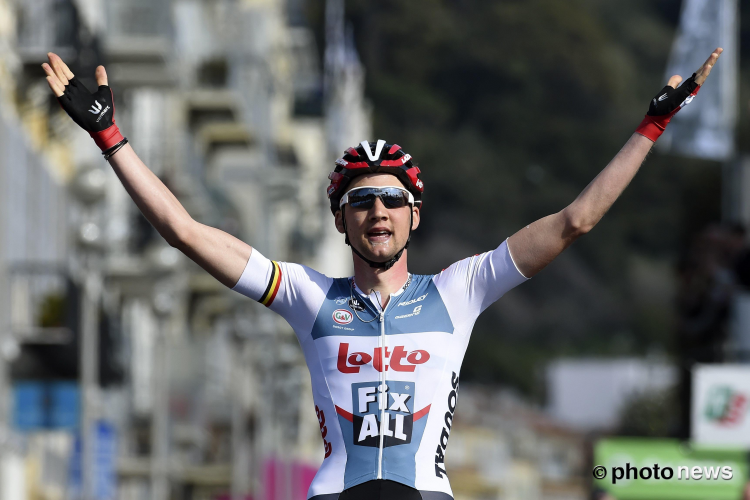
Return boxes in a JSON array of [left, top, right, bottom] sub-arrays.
[[337, 343, 430, 373]]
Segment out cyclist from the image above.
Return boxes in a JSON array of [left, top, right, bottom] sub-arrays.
[[43, 47, 722, 500]]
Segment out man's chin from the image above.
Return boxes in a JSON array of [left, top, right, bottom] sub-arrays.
[[356, 242, 402, 263]]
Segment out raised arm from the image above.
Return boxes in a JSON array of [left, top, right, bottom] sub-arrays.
[[508, 48, 723, 278], [43, 53, 251, 288]]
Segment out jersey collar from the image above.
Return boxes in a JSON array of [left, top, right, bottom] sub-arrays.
[[352, 274, 412, 312]]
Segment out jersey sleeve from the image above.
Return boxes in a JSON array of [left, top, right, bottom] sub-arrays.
[[231, 248, 333, 337], [432, 239, 528, 330]]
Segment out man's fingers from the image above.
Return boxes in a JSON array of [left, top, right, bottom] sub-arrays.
[[45, 76, 65, 98], [47, 52, 74, 85], [700, 47, 724, 70], [667, 75, 683, 89], [42, 63, 65, 96], [51, 52, 76, 80], [41, 62, 57, 80], [95, 66, 108, 87], [695, 47, 723, 86]]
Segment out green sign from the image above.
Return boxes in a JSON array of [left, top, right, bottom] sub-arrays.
[[594, 438, 748, 500]]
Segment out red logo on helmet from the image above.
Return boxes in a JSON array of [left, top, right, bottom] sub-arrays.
[[406, 167, 424, 193], [337, 343, 430, 373]]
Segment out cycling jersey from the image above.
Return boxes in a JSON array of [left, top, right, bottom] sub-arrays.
[[232, 240, 528, 499]]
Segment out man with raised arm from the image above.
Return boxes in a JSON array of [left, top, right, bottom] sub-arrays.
[[43, 47, 722, 500]]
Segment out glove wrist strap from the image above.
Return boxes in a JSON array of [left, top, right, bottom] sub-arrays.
[[635, 115, 667, 143], [89, 123, 124, 151]]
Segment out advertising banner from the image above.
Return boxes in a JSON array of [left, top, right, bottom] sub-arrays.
[[594, 438, 747, 500], [68, 421, 118, 500], [692, 364, 750, 448], [660, 0, 738, 161]]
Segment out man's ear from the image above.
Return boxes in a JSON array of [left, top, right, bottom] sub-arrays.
[[334, 209, 346, 234], [411, 205, 420, 231]]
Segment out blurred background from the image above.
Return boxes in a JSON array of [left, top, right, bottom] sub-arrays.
[[0, 0, 749, 499]]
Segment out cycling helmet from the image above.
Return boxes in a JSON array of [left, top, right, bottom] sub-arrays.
[[327, 140, 423, 215], [327, 140, 424, 270]]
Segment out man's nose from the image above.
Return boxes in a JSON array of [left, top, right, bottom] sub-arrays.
[[368, 197, 388, 220]]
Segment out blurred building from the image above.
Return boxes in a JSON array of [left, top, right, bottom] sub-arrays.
[[0, 0, 369, 499], [448, 386, 587, 500], [546, 358, 677, 432], [0, 2, 599, 500]]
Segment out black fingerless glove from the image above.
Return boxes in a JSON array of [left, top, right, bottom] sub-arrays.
[[635, 73, 701, 142], [57, 77, 124, 151]]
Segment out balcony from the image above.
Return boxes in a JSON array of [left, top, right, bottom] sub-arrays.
[[8, 265, 72, 345], [101, 0, 174, 87], [16, 0, 78, 63]]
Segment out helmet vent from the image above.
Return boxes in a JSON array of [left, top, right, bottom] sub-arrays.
[[360, 139, 386, 162]]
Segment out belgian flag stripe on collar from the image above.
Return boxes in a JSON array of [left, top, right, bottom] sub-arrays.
[[260, 261, 282, 307]]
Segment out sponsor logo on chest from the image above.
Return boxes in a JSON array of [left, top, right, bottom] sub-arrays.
[[351, 381, 416, 447], [337, 342, 430, 373], [332, 309, 353, 325], [334, 381, 432, 450], [397, 293, 428, 307]]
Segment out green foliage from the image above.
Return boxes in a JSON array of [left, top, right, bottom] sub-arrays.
[[618, 387, 681, 437], [38, 292, 66, 328]]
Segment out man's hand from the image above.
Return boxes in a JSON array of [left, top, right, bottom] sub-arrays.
[[42, 53, 124, 151], [694, 47, 723, 86], [661, 47, 722, 90], [636, 47, 723, 142]]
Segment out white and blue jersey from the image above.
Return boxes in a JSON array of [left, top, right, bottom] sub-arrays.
[[232, 240, 528, 499]]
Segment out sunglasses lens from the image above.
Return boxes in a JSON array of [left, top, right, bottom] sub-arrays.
[[348, 193, 376, 209], [381, 192, 408, 209], [344, 187, 411, 210]]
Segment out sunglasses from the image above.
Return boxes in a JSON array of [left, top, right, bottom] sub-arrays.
[[339, 186, 414, 210]]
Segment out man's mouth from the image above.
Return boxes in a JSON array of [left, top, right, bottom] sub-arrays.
[[367, 228, 392, 244]]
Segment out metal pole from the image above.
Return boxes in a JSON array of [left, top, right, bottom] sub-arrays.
[[81, 269, 101, 500], [150, 316, 170, 500], [0, 172, 9, 496], [231, 342, 251, 500], [0, 329, 7, 500]]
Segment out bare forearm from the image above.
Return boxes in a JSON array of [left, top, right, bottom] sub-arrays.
[[43, 53, 254, 289], [108, 144, 193, 245], [563, 133, 653, 232], [107, 145, 252, 287], [509, 133, 653, 277]]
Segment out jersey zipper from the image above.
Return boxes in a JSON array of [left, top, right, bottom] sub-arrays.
[[371, 277, 409, 480], [377, 309, 386, 479]]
